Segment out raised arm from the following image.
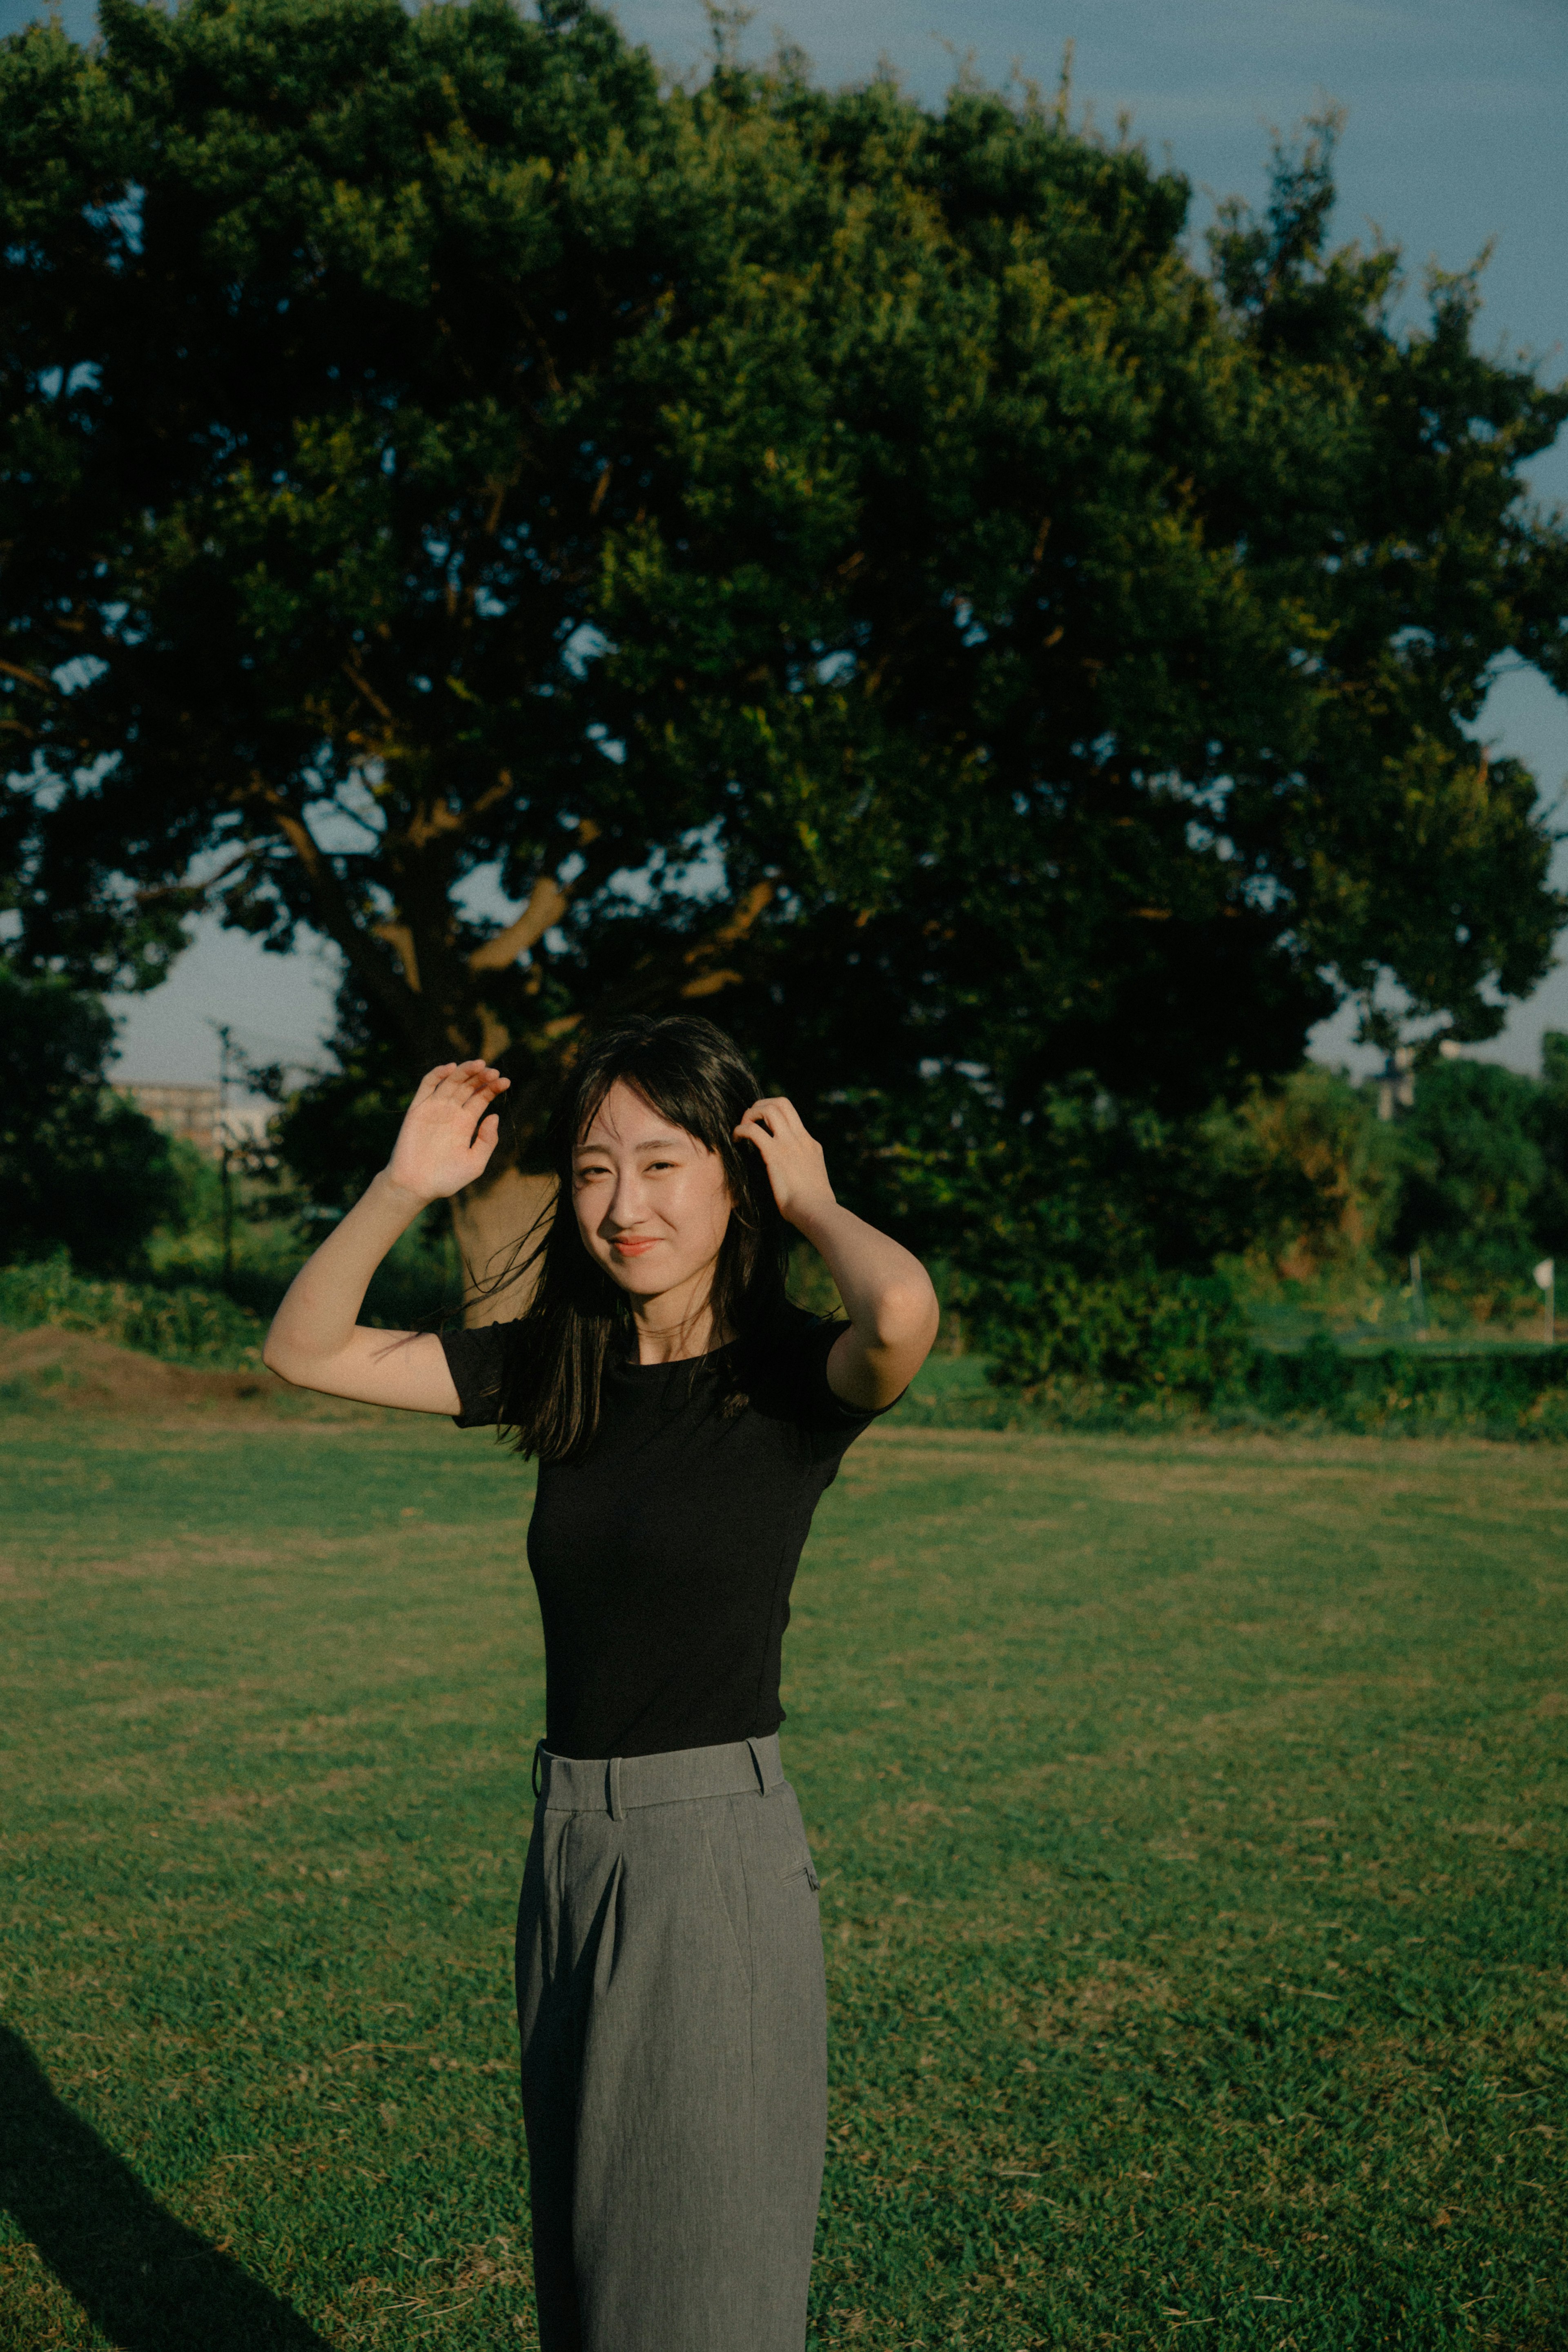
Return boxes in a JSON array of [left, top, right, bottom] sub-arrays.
[[263, 1061, 509, 1411], [733, 1097, 939, 1411]]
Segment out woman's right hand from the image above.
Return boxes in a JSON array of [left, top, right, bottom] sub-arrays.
[[385, 1061, 511, 1202]]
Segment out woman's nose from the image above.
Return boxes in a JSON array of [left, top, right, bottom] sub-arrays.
[[607, 1171, 647, 1228]]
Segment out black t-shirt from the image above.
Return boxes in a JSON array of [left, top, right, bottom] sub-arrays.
[[440, 1306, 882, 1760]]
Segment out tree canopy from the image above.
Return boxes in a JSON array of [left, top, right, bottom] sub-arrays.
[[1390, 1054, 1568, 1283], [0, 966, 181, 1271], [3, 0, 1566, 1233]]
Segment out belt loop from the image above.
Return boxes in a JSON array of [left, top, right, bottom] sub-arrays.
[[531, 1740, 545, 1802], [607, 1755, 624, 1823], [746, 1737, 769, 1797]]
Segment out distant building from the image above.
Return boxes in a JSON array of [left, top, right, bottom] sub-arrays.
[[1375, 1048, 1416, 1122], [1375, 1037, 1464, 1121], [119, 1082, 270, 1156]]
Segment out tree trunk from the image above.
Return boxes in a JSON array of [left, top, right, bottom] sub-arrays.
[[450, 1164, 557, 1328]]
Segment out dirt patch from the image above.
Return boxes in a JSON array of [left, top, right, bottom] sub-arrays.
[[0, 1327, 278, 1411], [1033, 1957, 1176, 2042]]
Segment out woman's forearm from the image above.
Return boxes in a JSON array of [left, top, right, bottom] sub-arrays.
[[263, 1171, 430, 1381], [728, 1091, 939, 1408], [264, 1060, 506, 1412]]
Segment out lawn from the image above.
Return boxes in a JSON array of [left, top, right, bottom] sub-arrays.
[[0, 1396, 1564, 2350]]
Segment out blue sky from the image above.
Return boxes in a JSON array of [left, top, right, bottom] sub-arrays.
[[7, 0, 1565, 1083]]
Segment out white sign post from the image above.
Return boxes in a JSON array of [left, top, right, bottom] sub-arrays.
[[1534, 1258, 1555, 1347]]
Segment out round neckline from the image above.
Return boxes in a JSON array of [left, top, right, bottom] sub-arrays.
[[618, 1342, 729, 1373]]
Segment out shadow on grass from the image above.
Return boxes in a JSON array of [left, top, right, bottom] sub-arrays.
[[0, 2024, 333, 2350]]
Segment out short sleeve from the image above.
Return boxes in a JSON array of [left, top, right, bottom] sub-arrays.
[[439, 1320, 518, 1428], [768, 1311, 900, 1461]]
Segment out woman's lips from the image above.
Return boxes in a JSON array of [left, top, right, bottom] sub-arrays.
[[610, 1237, 657, 1256]]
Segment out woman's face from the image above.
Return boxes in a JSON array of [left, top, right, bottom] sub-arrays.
[[570, 1080, 733, 1305]]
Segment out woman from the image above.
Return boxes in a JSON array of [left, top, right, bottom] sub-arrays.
[[263, 1015, 939, 2352]]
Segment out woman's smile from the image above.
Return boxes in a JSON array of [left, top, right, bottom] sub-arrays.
[[610, 1235, 659, 1257]]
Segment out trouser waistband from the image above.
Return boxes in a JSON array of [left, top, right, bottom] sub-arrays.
[[532, 1732, 785, 1820]]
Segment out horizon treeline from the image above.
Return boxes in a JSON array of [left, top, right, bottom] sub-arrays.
[[4, 959, 1566, 1332]]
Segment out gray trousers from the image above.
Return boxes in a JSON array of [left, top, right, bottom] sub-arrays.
[[517, 1733, 828, 2352]]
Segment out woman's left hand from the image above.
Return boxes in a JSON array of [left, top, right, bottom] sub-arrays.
[[733, 1097, 836, 1230]]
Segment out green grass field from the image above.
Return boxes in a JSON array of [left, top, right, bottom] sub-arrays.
[[1, 1397, 1564, 2350]]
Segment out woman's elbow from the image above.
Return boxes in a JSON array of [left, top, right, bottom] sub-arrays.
[[262, 1329, 308, 1386], [872, 1278, 941, 1354]]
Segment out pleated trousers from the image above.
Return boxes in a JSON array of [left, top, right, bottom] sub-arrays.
[[516, 1732, 828, 2352]]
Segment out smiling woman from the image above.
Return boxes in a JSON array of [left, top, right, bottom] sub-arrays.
[[261, 1014, 938, 2352], [575, 1095, 733, 1280]]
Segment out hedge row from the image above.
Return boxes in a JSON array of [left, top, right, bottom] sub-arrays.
[[1242, 1335, 1568, 1437], [5, 1251, 1566, 1438], [897, 1349, 1568, 1441], [969, 1271, 1568, 1439], [0, 1253, 267, 1368]]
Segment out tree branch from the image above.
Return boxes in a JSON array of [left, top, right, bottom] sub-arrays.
[[374, 919, 421, 990], [467, 820, 602, 973], [251, 779, 414, 1028], [676, 880, 776, 999], [134, 843, 267, 903]]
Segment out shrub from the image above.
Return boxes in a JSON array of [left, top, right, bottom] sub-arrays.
[[0, 1253, 265, 1367], [1388, 1058, 1550, 1284], [0, 969, 182, 1274], [978, 1271, 1253, 1404], [1247, 1338, 1568, 1436]]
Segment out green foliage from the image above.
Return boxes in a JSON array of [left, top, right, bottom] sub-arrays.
[[895, 1342, 1568, 1442], [1537, 1034, 1568, 1251], [0, 1251, 266, 1365], [160, 1131, 225, 1231], [261, 991, 426, 1211], [179, 1216, 461, 1332], [1247, 1333, 1568, 1436], [2, 1, 1564, 1211], [0, 967, 181, 1274], [1, 1217, 460, 1351], [905, 1333, 1568, 1442], [1198, 1063, 1406, 1278], [978, 1269, 1253, 1404], [1390, 1054, 1564, 1282], [1192, 1039, 1568, 1305], [931, 1039, 1568, 1411], [807, 1066, 1246, 1299]]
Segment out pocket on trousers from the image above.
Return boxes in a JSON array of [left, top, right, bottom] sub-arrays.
[[701, 1812, 752, 1975], [762, 1783, 820, 1894]]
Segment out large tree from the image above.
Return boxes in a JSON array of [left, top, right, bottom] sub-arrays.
[[3, 0, 1566, 1259]]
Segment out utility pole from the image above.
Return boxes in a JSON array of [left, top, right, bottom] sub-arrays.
[[214, 1023, 235, 1291], [1535, 1258, 1555, 1348]]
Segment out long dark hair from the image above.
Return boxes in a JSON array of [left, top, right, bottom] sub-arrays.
[[477, 1016, 790, 1461]]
